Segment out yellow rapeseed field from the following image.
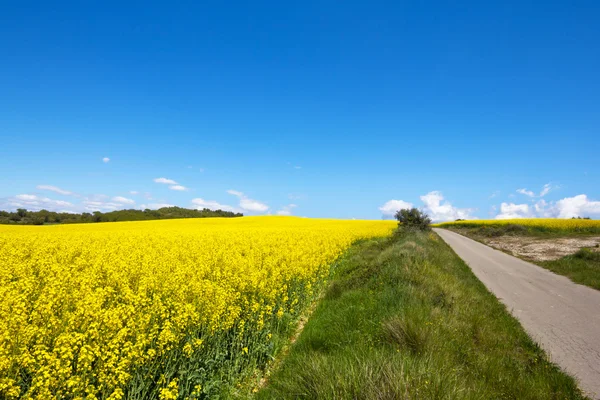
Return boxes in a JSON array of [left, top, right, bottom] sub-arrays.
[[436, 218, 600, 233], [0, 216, 394, 399]]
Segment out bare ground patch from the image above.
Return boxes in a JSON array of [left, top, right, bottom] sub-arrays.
[[482, 236, 600, 261]]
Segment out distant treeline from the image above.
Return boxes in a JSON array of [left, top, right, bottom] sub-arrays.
[[0, 207, 243, 225]]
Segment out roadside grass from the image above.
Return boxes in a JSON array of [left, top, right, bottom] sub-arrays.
[[541, 248, 600, 290], [257, 231, 586, 399], [445, 226, 600, 291], [439, 223, 598, 238], [435, 219, 600, 235]]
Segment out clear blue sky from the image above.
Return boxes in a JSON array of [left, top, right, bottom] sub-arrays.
[[1, 1, 599, 220]]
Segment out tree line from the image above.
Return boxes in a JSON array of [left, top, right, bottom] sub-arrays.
[[0, 207, 243, 225]]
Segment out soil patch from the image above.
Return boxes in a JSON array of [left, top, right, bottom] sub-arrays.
[[482, 236, 600, 261]]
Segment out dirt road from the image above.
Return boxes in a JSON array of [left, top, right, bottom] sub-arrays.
[[434, 228, 600, 399]]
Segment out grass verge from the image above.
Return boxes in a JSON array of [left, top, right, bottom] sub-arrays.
[[256, 231, 586, 399], [435, 219, 600, 235], [438, 223, 599, 238], [540, 248, 600, 290]]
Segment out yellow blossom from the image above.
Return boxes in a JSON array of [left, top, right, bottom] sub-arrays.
[[0, 216, 394, 397]]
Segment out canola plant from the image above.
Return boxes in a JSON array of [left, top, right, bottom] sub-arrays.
[[0, 216, 394, 399]]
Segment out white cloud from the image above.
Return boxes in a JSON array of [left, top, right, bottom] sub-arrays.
[[420, 191, 474, 222], [112, 196, 135, 205], [36, 185, 75, 196], [378, 192, 473, 222], [1, 190, 176, 214], [239, 197, 269, 212], [1, 194, 76, 212], [191, 198, 240, 213], [129, 191, 139, 195], [532, 199, 557, 218], [555, 195, 600, 218], [227, 190, 269, 213], [102, 157, 110, 163], [154, 177, 178, 185], [378, 200, 414, 217], [80, 194, 137, 212], [82, 200, 122, 212], [517, 188, 535, 197], [539, 184, 551, 197], [539, 183, 559, 197], [494, 194, 600, 219], [154, 178, 189, 192], [15, 194, 38, 201], [496, 203, 532, 219], [277, 204, 298, 216], [517, 183, 558, 198]]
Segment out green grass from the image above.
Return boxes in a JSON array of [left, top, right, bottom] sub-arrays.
[[435, 219, 600, 235], [541, 248, 600, 290], [256, 231, 586, 399], [439, 223, 595, 238]]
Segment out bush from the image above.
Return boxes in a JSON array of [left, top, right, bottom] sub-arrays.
[[573, 248, 600, 261], [472, 224, 527, 237], [394, 208, 431, 231]]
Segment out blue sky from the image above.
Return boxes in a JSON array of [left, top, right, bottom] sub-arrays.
[[1, 1, 599, 221]]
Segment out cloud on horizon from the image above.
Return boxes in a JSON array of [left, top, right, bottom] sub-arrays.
[[277, 204, 297, 216], [1, 194, 75, 212], [191, 198, 241, 213], [379, 192, 474, 222], [2, 180, 597, 221], [420, 191, 475, 222], [227, 190, 269, 213], [496, 194, 600, 219], [378, 200, 414, 217]]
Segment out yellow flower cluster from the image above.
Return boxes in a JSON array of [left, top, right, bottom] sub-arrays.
[[0, 216, 394, 399], [436, 218, 600, 233]]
